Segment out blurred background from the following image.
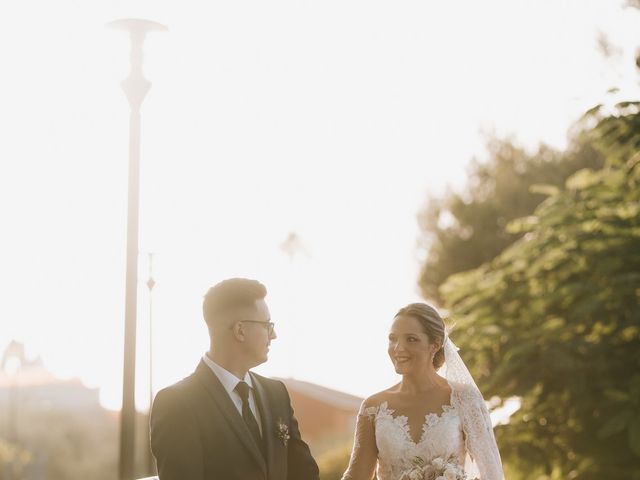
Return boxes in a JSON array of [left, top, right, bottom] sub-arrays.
[[1, 0, 639, 479]]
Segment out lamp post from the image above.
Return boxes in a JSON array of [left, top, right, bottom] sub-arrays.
[[146, 252, 156, 475], [108, 18, 167, 480]]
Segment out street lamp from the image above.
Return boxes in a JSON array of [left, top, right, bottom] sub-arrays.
[[107, 18, 167, 480]]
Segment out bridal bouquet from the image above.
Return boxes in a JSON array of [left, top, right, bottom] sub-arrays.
[[399, 455, 477, 480]]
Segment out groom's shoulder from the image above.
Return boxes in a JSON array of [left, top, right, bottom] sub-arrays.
[[165, 373, 198, 392], [252, 372, 287, 391], [154, 370, 200, 404]]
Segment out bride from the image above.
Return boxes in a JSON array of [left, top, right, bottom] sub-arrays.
[[341, 303, 504, 480]]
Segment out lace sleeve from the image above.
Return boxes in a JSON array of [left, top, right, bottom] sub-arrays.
[[454, 387, 504, 480], [341, 402, 378, 480]]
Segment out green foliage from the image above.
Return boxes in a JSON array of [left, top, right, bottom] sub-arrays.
[[418, 137, 604, 303], [583, 101, 640, 165], [317, 442, 352, 480], [440, 118, 640, 478]]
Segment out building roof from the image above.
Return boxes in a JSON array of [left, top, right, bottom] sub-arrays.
[[275, 377, 362, 412]]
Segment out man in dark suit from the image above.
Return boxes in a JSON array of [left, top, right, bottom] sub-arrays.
[[150, 278, 319, 480]]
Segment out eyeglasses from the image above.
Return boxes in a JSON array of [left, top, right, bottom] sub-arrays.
[[240, 320, 276, 335]]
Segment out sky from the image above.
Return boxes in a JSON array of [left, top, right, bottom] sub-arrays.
[[1, 0, 639, 411]]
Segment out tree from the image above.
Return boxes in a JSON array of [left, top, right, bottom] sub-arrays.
[[417, 137, 605, 304], [439, 103, 640, 479]]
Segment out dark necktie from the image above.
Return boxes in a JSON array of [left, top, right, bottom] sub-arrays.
[[234, 381, 264, 456]]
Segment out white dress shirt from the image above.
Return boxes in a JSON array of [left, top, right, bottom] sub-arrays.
[[202, 354, 263, 435]]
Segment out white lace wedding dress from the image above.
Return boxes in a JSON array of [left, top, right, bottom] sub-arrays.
[[341, 339, 504, 480]]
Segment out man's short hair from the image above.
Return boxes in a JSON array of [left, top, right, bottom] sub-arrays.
[[202, 278, 267, 328]]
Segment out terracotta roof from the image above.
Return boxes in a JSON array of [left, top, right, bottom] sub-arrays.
[[275, 377, 362, 411]]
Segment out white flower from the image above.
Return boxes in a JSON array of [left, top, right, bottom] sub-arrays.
[[276, 419, 290, 446], [432, 457, 445, 469], [435, 476, 446, 480]]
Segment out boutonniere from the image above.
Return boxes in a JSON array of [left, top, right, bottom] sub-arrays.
[[276, 418, 290, 446]]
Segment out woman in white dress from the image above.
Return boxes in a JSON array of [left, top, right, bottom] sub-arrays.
[[341, 303, 504, 480]]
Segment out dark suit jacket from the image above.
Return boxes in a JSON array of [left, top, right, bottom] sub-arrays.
[[150, 361, 320, 480]]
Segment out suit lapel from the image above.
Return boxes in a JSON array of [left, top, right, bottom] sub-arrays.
[[251, 372, 277, 480], [194, 361, 267, 476]]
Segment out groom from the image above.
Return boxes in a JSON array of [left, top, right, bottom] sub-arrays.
[[150, 278, 319, 480]]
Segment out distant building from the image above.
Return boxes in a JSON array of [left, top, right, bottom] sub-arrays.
[[278, 378, 362, 456], [0, 341, 101, 411], [0, 341, 115, 480]]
